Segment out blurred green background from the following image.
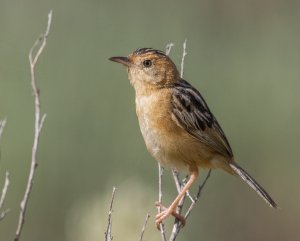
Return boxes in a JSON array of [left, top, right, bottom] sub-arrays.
[[0, 0, 299, 240]]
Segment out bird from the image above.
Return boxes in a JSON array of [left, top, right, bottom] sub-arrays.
[[109, 47, 278, 227]]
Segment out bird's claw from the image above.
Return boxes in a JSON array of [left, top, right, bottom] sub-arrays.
[[155, 201, 186, 229]]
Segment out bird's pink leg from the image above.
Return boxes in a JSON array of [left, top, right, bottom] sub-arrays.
[[155, 170, 199, 228]]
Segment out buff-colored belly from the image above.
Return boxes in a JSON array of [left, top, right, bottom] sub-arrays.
[[136, 93, 215, 171]]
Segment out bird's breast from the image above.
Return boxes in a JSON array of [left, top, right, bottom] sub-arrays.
[[135, 90, 192, 170], [135, 92, 168, 158]]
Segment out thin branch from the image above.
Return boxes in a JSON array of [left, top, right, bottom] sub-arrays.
[[171, 171, 187, 218], [0, 118, 7, 140], [157, 163, 167, 241], [0, 171, 10, 221], [29, 11, 53, 68], [171, 170, 181, 193], [165, 43, 175, 56], [0, 171, 9, 209], [169, 172, 191, 241], [0, 208, 10, 221], [0, 119, 10, 221], [185, 190, 195, 203], [0, 118, 7, 161], [14, 10, 52, 241], [139, 213, 150, 241], [184, 170, 211, 219], [105, 187, 116, 241], [180, 39, 187, 78]]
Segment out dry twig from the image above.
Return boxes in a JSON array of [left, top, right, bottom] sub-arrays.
[[180, 39, 187, 78], [14, 10, 53, 241], [0, 171, 10, 221], [0, 207, 10, 221], [0, 119, 7, 140], [105, 187, 116, 241], [157, 163, 167, 241], [184, 169, 211, 220], [168, 171, 187, 240], [139, 213, 150, 241], [0, 118, 7, 162], [0, 119, 10, 221], [165, 43, 175, 56]]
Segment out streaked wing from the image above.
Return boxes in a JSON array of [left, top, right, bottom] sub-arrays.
[[171, 79, 233, 158]]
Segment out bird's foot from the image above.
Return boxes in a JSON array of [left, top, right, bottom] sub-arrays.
[[155, 202, 185, 229]]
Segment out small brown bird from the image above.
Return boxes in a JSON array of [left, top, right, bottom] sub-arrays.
[[109, 48, 277, 226]]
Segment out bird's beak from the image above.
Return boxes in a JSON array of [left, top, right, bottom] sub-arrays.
[[109, 56, 131, 67]]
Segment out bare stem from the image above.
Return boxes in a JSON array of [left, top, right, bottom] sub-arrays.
[[165, 43, 175, 56], [105, 187, 116, 241], [0, 208, 10, 221], [180, 39, 187, 78], [139, 213, 150, 241], [14, 10, 53, 241], [157, 163, 167, 241], [171, 170, 181, 193], [184, 170, 211, 219], [0, 171, 9, 209], [171, 171, 188, 218], [0, 118, 7, 140], [0, 171, 10, 221], [169, 171, 186, 241], [0, 119, 10, 221], [0, 118, 7, 164]]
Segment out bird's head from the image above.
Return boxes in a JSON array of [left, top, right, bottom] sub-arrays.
[[109, 48, 180, 92]]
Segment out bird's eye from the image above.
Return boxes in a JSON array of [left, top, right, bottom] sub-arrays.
[[143, 59, 152, 68]]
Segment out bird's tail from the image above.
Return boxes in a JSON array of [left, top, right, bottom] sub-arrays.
[[229, 163, 278, 208]]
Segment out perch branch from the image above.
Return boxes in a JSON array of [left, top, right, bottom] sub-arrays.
[[154, 42, 212, 241], [168, 171, 187, 240], [157, 163, 167, 241], [14, 10, 52, 241], [105, 187, 116, 241], [171, 171, 188, 217]]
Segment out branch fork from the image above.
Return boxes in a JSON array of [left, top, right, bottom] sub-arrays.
[[14, 10, 53, 241]]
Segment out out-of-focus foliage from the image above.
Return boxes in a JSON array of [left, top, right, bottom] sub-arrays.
[[0, 0, 299, 240]]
